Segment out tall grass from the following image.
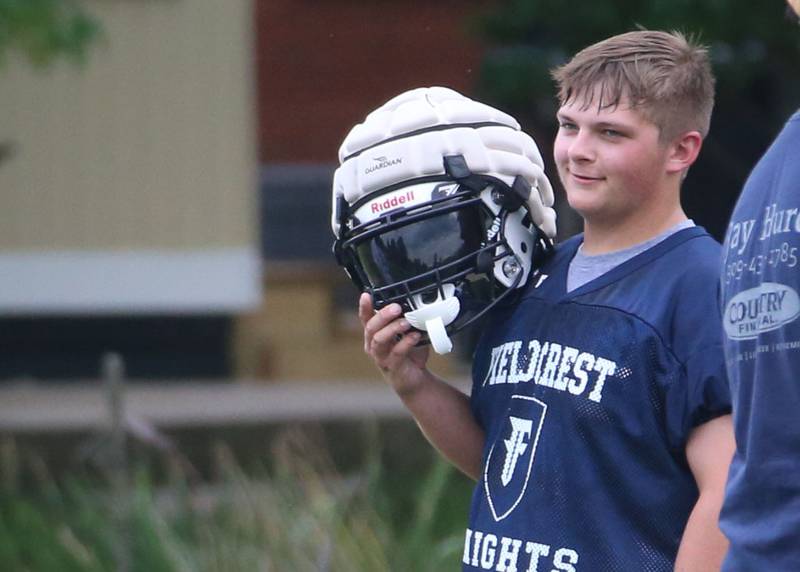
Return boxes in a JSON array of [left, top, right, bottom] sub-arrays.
[[0, 424, 473, 571]]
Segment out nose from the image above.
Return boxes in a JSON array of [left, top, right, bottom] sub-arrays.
[[566, 129, 595, 163]]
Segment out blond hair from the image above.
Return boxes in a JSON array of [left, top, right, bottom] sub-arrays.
[[551, 30, 715, 141]]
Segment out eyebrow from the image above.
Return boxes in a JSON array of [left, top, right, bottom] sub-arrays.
[[556, 112, 631, 131], [556, 111, 574, 122]]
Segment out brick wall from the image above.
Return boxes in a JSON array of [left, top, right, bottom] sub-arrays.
[[255, 0, 494, 162]]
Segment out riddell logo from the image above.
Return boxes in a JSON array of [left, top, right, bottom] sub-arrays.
[[370, 190, 415, 214], [486, 216, 502, 241], [364, 155, 403, 174]]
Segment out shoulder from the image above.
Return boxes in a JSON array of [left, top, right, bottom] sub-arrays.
[[657, 229, 724, 356], [746, 111, 800, 179], [624, 227, 721, 299], [665, 226, 721, 261], [605, 228, 723, 357], [669, 230, 722, 289], [782, 109, 800, 132], [655, 228, 721, 302]]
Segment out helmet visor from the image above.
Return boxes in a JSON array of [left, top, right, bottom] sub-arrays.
[[353, 202, 486, 289]]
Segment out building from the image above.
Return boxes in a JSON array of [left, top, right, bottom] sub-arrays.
[[0, 0, 493, 381]]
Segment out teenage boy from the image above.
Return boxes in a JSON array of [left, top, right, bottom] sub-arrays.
[[359, 31, 734, 571]]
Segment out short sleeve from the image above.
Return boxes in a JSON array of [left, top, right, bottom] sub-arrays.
[[664, 342, 732, 450]]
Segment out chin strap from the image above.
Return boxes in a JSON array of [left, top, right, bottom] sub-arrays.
[[423, 317, 453, 355], [404, 284, 460, 354]]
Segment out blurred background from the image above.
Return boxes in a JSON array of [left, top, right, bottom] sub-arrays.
[[0, 0, 798, 570]]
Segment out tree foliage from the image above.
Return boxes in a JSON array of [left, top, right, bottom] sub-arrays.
[[0, 0, 100, 67], [475, 0, 800, 121], [472, 0, 800, 238]]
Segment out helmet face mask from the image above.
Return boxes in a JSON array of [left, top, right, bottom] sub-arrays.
[[334, 177, 550, 350], [342, 181, 487, 294]]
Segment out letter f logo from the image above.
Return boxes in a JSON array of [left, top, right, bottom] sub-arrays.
[[484, 396, 546, 521], [501, 417, 533, 486]]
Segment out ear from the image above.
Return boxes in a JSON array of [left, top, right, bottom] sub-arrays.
[[666, 131, 703, 175]]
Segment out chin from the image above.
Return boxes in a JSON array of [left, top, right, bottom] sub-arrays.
[[565, 191, 600, 216]]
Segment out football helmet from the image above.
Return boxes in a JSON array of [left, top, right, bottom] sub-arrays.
[[332, 87, 556, 354]]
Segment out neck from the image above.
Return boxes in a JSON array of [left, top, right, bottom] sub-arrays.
[[582, 204, 688, 255]]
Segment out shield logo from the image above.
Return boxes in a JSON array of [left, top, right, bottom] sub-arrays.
[[483, 395, 547, 521]]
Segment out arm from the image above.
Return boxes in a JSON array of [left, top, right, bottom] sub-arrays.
[[359, 293, 485, 480], [674, 414, 735, 571]]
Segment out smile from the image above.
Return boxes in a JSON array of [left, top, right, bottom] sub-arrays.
[[569, 172, 605, 184]]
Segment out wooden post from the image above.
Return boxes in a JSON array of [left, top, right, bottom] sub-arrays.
[[103, 352, 130, 572]]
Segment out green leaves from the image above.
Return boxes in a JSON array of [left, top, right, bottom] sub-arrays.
[[0, 425, 474, 571], [475, 0, 800, 118], [0, 0, 101, 67]]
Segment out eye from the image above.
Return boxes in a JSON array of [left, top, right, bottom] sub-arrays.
[[601, 128, 623, 138], [558, 121, 578, 131]]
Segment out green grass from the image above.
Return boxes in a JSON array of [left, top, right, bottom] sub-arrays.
[[0, 424, 473, 571]]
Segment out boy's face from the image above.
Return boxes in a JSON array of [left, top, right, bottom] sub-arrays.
[[553, 95, 672, 226]]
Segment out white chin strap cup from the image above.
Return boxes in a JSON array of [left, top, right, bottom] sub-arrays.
[[404, 284, 460, 355]]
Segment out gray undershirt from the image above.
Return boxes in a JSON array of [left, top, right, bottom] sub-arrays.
[[566, 220, 695, 292]]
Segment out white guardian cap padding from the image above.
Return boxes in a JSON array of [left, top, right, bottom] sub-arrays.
[[331, 87, 557, 354], [331, 86, 556, 239]]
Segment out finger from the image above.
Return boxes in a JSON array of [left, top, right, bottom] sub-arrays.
[[391, 330, 422, 355], [358, 292, 374, 327], [358, 293, 374, 353], [381, 330, 423, 370], [364, 303, 403, 344], [374, 328, 421, 373], [371, 318, 413, 349]]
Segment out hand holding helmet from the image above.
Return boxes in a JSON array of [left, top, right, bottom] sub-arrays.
[[332, 87, 557, 354]]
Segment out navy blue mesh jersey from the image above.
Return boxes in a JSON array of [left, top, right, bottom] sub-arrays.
[[464, 226, 731, 572], [719, 111, 800, 571]]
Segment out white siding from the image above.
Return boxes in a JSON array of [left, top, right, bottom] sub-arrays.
[[0, 0, 260, 313]]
